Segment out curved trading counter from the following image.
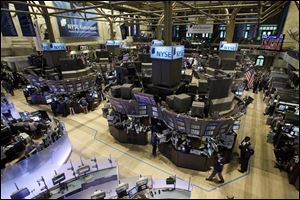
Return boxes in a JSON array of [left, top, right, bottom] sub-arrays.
[[158, 134, 237, 171], [1, 123, 72, 199]]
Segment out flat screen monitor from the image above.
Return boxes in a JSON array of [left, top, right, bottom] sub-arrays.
[[260, 34, 285, 51], [278, 104, 286, 112], [77, 165, 90, 175], [128, 186, 138, 198], [133, 92, 156, 106], [10, 188, 30, 199], [52, 173, 66, 185]]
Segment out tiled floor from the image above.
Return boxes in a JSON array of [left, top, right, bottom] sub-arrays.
[[8, 89, 299, 199]]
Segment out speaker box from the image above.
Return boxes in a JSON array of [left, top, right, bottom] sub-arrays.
[[208, 76, 233, 99], [208, 56, 220, 69], [191, 101, 205, 117], [166, 95, 175, 109], [152, 59, 182, 87], [174, 94, 192, 113], [221, 58, 236, 70], [111, 85, 121, 98], [120, 84, 133, 99], [188, 83, 198, 94], [209, 92, 234, 113]]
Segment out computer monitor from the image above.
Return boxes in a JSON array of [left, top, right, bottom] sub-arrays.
[[116, 183, 129, 198], [52, 173, 66, 185], [91, 190, 106, 199], [10, 188, 30, 199], [128, 186, 138, 198], [77, 165, 90, 175], [278, 104, 286, 112]]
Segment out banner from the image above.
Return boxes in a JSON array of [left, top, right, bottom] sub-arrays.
[[53, 1, 99, 37], [1, 2, 18, 36], [187, 24, 213, 34], [14, 4, 36, 36]]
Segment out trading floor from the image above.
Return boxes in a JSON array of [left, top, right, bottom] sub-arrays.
[[9, 89, 299, 199]]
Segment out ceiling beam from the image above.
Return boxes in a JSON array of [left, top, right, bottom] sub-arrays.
[[177, 1, 225, 23]]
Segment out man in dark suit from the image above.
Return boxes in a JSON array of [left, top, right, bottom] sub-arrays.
[[239, 136, 254, 173], [206, 153, 225, 184]]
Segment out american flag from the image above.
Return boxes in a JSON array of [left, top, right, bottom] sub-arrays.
[[245, 67, 256, 89]]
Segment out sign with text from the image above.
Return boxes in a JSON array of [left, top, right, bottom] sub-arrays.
[[151, 39, 164, 46], [219, 41, 239, 52], [42, 43, 66, 51], [150, 45, 184, 60], [53, 1, 99, 37], [187, 24, 213, 34], [106, 40, 121, 46]]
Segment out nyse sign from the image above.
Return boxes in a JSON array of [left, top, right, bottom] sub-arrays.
[[150, 46, 185, 60], [106, 40, 121, 46], [219, 41, 238, 52], [42, 43, 66, 51]]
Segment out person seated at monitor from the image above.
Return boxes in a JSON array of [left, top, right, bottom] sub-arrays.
[[271, 114, 284, 131], [264, 102, 277, 116]]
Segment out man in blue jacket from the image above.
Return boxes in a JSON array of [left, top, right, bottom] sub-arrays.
[[206, 153, 225, 184]]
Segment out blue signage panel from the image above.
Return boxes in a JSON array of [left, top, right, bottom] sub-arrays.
[[106, 40, 121, 46], [219, 41, 238, 51], [53, 1, 99, 37], [150, 45, 184, 60], [151, 40, 164, 46], [42, 43, 66, 51], [14, 4, 36, 36], [1, 2, 18, 36]]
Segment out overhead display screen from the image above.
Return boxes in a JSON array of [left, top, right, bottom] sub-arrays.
[[219, 41, 238, 51], [106, 40, 122, 46], [260, 34, 285, 51], [151, 39, 164, 46], [42, 43, 66, 51], [53, 1, 99, 37], [150, 45, 184, 60]]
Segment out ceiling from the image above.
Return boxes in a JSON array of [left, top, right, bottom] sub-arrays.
[[3, 1, 294, 26]]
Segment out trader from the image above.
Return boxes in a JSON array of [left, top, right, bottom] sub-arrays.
[[206, 153, 225, 184], [239, 136, 254, 173], [151, 133, 159, 157]]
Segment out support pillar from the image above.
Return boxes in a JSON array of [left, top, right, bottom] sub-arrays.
[[225, 8, 240, 43], [38, 1, 55, 42], [164, 1, 173, 45]]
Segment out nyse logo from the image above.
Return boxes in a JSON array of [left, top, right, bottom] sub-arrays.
[[60, 18, 67, 27]]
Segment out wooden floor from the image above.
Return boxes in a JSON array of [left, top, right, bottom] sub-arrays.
[[8, 89, 299, 199]]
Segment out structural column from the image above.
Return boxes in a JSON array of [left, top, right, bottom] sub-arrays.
[[38, 1, 55, 42], [164, 1, 173, 46], [225, 8, 240, 43]]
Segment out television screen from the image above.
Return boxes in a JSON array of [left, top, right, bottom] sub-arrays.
[[133, 92, 156, 106], [52, 173, 66, 185], [128, 187, 138, 198], [278, 104, 286, 111], [260, 34, 285, 51]]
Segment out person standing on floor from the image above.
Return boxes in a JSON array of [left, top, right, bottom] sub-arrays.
[[151, 132, 159, 157], [206, 153, 225, 184], [239, 136, 254, 173]]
